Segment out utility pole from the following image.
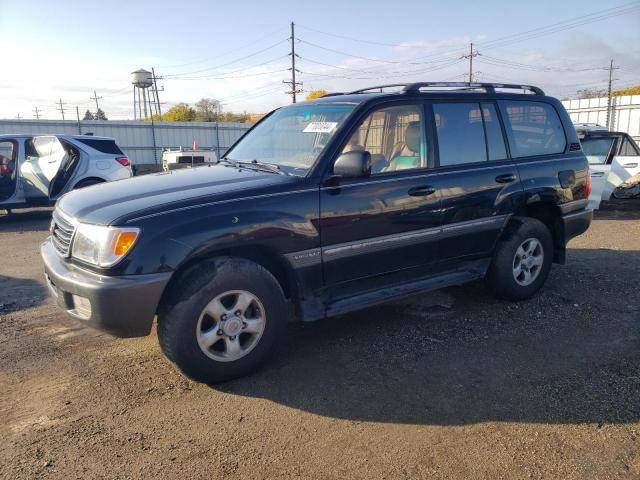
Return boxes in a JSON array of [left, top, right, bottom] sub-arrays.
[[15, 113, 22, 119], [605, 59, 620, 130], [33, 107, 41, 120], [56, 98, 67, 120], [90, 90, 103, 112], [75, 106, 82, 134], [151, 68, 163, 117], [460, 43, 481, 83], [283, 21, 302, 103]]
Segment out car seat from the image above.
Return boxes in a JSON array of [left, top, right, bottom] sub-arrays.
[[382, 122, 422, 172]]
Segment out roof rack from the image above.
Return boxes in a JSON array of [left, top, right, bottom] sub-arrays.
[[322, 82, 544, 97], [402, 82, 544, 95]]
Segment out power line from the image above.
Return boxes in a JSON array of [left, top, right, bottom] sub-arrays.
[[164, 38, 289, 78], [159, 26, 288, 69]]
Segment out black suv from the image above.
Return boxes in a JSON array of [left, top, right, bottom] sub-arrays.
[[41, 82, 593, 383]]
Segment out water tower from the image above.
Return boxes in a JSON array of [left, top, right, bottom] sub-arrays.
[[132, 68, 162, 120]]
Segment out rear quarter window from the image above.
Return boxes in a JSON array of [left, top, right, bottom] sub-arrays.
[[76, 138, 124, 155], [498, 101, 566, 158]]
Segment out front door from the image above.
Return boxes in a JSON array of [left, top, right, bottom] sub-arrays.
[[320, 103, 441, 289], [607, 135, 640, 199], [0, 139, 19, 204], [431, 101, 522, 261]]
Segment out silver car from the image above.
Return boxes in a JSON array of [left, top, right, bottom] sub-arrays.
[[0, 134, 133, 211]]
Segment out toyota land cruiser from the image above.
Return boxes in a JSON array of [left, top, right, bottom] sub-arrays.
[[41, 82, 593, 383]]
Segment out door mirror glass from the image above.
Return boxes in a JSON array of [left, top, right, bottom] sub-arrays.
[[333, 150, 372, 178]]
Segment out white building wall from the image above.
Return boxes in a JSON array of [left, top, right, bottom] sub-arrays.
[[0, 119, 252, 164], [561, 95, 640, 141]]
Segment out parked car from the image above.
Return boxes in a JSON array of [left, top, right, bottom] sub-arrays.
[[0, 134, 132, 212], [162, 147, 218, 172], [41, 82, 592, 383], [576, 125, 640, 209]]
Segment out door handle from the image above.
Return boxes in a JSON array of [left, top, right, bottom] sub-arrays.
[[408, 185, 436, 197], [623, 162, 639, 168], [590, 171, 605, 178], [495, 173, 517, 183]]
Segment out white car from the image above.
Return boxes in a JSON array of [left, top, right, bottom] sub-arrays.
[[577, 127, 640, 209], [0, 134, 132, 212]]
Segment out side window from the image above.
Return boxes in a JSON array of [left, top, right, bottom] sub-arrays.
[[620, 137, 640, 156], [499, 100, 566, 158], [481, 103, 508, 160], [434, 103, 487, 166], [340, 105, 426, 174]]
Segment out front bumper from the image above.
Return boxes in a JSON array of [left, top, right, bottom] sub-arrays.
[[41, 238, 171, 337]]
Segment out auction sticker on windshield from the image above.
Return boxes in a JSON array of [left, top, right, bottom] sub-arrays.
[[303, 122, 338, 133]]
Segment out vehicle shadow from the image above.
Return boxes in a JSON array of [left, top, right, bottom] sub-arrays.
[[217, 248, 640, 426], [0, 275, 48, 314], [0, 208, 52, 233]]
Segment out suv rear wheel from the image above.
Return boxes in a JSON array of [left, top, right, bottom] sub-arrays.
[[487, 217, 553, 301], [158, 257, 287, 383]]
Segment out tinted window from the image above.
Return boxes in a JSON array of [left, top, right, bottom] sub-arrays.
[[434, 103, 486, 166], [581, 137, 615, 165], [499, 101, 566, 158], [481, 103, 507, 160], [76, 138, 124, 155], [341, 104, 426, 174], [620, 137, 640, 156]]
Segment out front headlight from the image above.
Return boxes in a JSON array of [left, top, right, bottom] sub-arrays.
[[71, 223, 140, 267]]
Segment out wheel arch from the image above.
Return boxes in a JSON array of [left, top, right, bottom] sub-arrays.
[[72, 176, 106, 189], [509, 201, 565, 263], [157, 244, 301, 317]]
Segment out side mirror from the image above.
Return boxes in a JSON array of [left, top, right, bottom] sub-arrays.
[[333, 151, 371, 178]]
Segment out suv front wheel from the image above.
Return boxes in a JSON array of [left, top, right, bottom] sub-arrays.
[[487, 217, 553, 301], [158, 257, 287, 384]]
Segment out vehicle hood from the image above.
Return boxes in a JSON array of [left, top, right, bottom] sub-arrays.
[[57, 165, 297, 225]]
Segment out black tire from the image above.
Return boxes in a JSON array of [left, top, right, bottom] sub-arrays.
[[157, 257, 288, 384], [486, 216, 554, 301], [73, 178, 103, 190]]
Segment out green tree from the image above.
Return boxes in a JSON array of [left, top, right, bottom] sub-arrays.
[[82, 109, 94, 120], [306, 89, 328, 100], [613, 85, 640, 96], [159, 103, 197, 122], [95, 108, 108, 120], [222, 112, 250, 123], [195, 98, 221, 122]]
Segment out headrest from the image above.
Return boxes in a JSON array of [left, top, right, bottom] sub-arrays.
[[405, 122, 421, 153]]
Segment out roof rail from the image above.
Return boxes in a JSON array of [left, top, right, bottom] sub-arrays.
[[320, 82, 545, 98], [402, 82, 545, 95]]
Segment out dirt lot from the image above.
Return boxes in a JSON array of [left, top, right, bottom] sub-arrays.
[[1, 202, 639, 479]]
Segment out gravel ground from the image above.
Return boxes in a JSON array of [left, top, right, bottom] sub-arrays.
[[1, 201, 639, 479]]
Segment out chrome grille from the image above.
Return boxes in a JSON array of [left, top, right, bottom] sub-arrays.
[[51, 210, 76, 257]]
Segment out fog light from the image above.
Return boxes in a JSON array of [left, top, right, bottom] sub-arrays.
[[72, 294, 92, 319]]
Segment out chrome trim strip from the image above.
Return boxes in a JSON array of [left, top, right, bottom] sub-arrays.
[[319, 215, 509, 262]]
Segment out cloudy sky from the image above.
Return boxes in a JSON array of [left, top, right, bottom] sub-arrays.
[[0, 0, 639, 120]]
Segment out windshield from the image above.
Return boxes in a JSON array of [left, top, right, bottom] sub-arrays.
[[224, 104, 355, 175], [581, 137, 615, 165]]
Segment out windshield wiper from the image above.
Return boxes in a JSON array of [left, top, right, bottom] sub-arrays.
[[225, 158, 288, 176]]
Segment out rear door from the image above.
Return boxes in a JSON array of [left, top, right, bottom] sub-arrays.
[[431, 101, 521, 262], [19, 136, 68, 201], [608, 135, 640, 198]]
